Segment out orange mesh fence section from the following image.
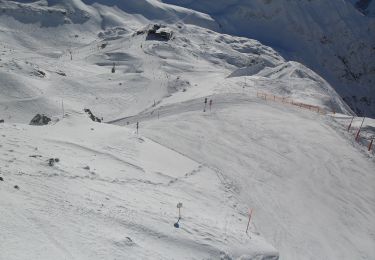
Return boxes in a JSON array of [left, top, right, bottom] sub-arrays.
[[256, 92, 332, 115]]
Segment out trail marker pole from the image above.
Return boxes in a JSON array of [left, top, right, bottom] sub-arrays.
[[177, 202, 182, 219], [355, 117, 365, 142], [246, 208, 253, 234], [174, 202, 183, 228], [348, 116, 355, 132]]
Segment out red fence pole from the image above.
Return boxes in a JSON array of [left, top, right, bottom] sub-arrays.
[[355, 130, 361, 142], [369, 139, 374, 152], [246, 208, 254, 234], [348, 116, 354, 132], [355, 117, 366, 142]]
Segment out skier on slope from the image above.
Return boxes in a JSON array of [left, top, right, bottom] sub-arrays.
[[209, 99, 213, 112], [204, 97, 208, 112]]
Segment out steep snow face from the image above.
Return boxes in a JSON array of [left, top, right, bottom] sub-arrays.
[[162, 0, 375, 117], [0, 0, 218, 33], [0, 0, 92, 26]]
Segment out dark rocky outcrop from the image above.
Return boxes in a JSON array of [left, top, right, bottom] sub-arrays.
[[355, 0, 372, 15], [84, 109, 102, 122], [147, 24, 173, 41], [29, 114, 51, 126], [48, 158, 59, 166]]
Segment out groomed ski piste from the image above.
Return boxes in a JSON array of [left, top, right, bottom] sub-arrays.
[[0, 1, 375, 259]]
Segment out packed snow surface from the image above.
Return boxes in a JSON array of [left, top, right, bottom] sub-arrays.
[[0, 0, 374, 259]]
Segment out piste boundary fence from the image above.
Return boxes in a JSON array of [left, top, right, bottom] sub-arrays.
[[256, 91, 374, 153], [256, 91, 332, 115]]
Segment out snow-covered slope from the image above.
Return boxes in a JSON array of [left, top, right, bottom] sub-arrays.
[[162, 0, 375, 117], [0, 1, 374, 260], [0, 114, 279, 259], [113, 94, 375, 260]]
